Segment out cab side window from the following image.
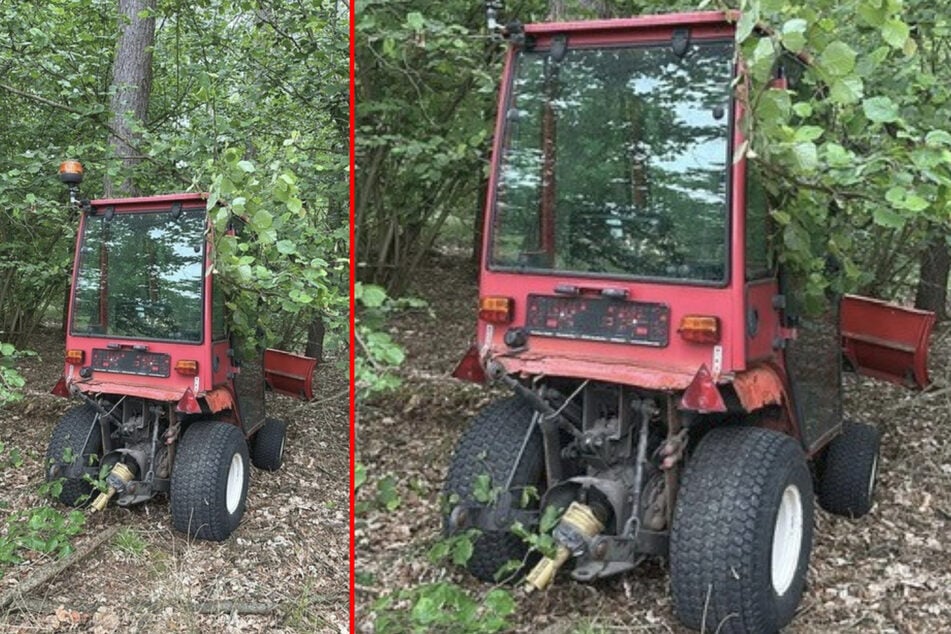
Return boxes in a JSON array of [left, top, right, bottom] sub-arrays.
[[746, 168, 771, 280], [212, 276, 227, 340]]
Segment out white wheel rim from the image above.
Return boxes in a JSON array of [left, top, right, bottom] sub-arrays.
[[278, 435, 286, 461], [867, 454, 879, 501], [771, 484, 804, 596], [226, 453, 245, 514]]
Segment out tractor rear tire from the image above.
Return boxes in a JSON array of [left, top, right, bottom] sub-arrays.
[[443, 396, 543, 582], [818, 421, 880, 518], [45, 404, 103, 507], [170, 421, 249, 541], [670, 426, 814, 634], [251, 418, 287, 471]]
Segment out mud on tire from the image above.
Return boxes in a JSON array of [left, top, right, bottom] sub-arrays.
[[818, 420, 880, 518], [670, 426, 814, 634], [251, 417, 287, 471], [171, 421, 249, 541], [45, 404, 103, 507], [442, 397, 543, 582]]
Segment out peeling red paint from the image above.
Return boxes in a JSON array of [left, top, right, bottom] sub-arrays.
[[732, 366, 785, 412]]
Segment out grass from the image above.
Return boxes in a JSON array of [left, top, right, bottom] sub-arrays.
[[112, 527, 147, 559]]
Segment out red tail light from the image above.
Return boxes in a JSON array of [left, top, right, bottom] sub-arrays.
[[479, 296, 514, 324], [65, 349, 85, 365], [175, 360, 199, 376], [678, 315, 721, 344]]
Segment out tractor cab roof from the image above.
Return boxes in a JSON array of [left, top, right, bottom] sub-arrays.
[[88, 192, 208, 213], [522, 10, 734, 36]]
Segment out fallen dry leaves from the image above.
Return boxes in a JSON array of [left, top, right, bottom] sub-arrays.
[[0, 329, 349, 632]]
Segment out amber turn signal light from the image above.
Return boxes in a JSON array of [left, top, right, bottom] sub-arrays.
[[65, 349, 85, 366], [58, 160, 84, 185], [479, 296, 514, 324], [678, 315, 721, 344], [174, 360, 199, 376]]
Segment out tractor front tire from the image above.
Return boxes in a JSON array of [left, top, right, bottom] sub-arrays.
[[251, 418, 287, 471], [443, 396, 543, 582], [45, 404, 103, 507], [171, 421, 249, 541], [670, 426, 814, 634], [818, 421, 880, 518]]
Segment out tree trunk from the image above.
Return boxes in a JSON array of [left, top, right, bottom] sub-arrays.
[[472, 174, 487, 275], [915, 237, 949, 321], [104, 0, 156, 196], [305, 316, 326, 361]]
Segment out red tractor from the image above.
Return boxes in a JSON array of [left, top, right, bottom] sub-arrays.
[[47, 161, 317, 541], [445, 11, 935, 633]]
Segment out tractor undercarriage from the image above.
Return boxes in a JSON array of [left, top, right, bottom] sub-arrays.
[[47, 392, 181, 509], [450, 375, 700, 586]]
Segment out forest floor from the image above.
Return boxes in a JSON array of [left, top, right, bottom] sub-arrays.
[[0, 329, 350, 633], [356, 252, 951, 633]]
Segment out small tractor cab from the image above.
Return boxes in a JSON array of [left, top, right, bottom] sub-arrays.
[[47, 161, 317, 541], [446, 11, 935, 633]]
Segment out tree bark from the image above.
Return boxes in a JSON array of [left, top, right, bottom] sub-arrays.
[[305, 315, 326, 361], [105, 0, 156, 196], [915, 237, 949, 321]]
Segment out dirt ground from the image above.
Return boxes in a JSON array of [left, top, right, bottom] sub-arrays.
[[355, 252, 951, 633], [0, 329, 350, 633]]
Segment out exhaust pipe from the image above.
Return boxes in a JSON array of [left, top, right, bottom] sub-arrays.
[[524, 501, 604, 592], [89, 462, 135, 513]]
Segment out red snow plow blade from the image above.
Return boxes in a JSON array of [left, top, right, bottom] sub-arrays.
[[263, 349, 317, 400], [841, 294, 935, 390]]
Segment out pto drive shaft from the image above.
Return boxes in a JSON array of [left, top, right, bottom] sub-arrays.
[[524, 501, 604, 592], [89, 462, 135, 512]]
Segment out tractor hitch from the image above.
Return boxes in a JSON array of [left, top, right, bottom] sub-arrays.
[[448, 492, 539, 533]]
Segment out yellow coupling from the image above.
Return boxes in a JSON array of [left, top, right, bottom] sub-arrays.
[[524, 501, 604, 592], [89, 462, 135, 513]]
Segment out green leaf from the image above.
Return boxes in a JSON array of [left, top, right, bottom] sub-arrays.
[[857, 0, 888, 27], [483, 589, 516, 619], [736, 10, 758, 44], [792, 102, 813, 118], [873, 207, 906, 228], [451, 537, 473, 566], [781, 19, 808, 53], [358, 284, 387, 308], [376, 476, 401, 511], [824, 143, 852, 168], [236, 160, 255, 173], [903, 196, 929, 212], [829, 77, 864, 105], [252, 209, 273, 230], [757, 90, 791, 126], [276, 240, 297, 255], [881, 18, 909, 49], [862, 96, 900, 123], [472, 474, 493, 503], [819, 41, 857, 77], [794, 126, 824, 142], [406, 12, 425, 31], [791, 142, 818, 171], [749, 37, 777, 83], [925, 130, 951, 147], [354, 463, 367, 490]]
